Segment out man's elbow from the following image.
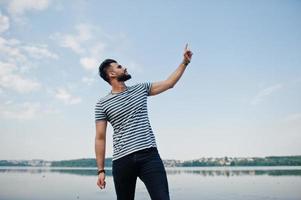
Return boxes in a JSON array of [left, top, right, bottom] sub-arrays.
[[165, 80, 175, 89], [95, 132, 106, 141]]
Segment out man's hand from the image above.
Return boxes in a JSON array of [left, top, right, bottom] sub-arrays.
[[183, 43, 193, 64], [97, 172, 106, 189]]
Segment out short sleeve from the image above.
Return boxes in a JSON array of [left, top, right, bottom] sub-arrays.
[[141, 82, 152, 96], [95, 102, 107, 122]]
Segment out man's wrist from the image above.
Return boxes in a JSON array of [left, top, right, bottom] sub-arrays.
[[97, 169, 106, 175], [182, 59, 190, 66]]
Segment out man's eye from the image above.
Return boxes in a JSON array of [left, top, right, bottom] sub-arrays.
[[117, 65, 122, 68]]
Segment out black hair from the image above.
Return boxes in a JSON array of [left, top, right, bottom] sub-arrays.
[[98, 59, 117, 83]]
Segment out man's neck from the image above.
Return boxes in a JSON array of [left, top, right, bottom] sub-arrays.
[[111, 81, 127, 93]]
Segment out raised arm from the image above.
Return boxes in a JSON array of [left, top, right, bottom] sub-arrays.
[[149, 43, 193, 96], [95, 120, 107, 189]]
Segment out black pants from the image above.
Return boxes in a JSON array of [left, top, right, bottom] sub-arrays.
[[112, 147, 170, 200]]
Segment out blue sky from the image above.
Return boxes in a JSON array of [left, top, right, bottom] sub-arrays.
[[0, 0, 300, 161]]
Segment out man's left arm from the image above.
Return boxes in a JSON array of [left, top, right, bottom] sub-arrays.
[[149, 43, 193, 96]]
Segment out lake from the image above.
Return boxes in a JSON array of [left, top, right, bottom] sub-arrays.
[[0, 166, 300, 200]]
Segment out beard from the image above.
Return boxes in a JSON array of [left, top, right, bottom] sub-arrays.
[[117, 73, 132, 82]]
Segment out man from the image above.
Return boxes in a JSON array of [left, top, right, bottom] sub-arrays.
[[95, 44, 193, 200]]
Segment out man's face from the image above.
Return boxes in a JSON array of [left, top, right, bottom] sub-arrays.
[[109, 62, 131, 82]]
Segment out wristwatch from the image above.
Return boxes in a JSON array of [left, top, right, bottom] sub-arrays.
[[97, 169, 106, 175], [182, 60, 190, 65]]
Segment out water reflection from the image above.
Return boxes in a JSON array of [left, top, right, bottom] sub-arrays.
[[166, 169, 301, 177], [1, 167, 301, 177], [0, 167, 112, 176]]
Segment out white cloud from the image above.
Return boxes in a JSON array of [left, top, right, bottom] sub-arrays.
[[79, 42, 107, 71], [22, 45, 58, 59], [7, 0, 50, 16], [43, 107, 60, 114], [51, 23, 141, 74], [0, 34, 59, 94], [80, 43, 106, 70], [51, 24, 92, 54], [251, 84, 283, 105], [82, 76, 96, 85], [0, 61, 16, 75], [0, 34, 58, 93], [0, 73, 41, 93], [59, 33, 84, 54], [76, 24, 93, 41], [1, 36, 59, 64], [0, 36, 27, 63], [0, 61, 41, 93], [90, 43, 106, 56], [51, 24, 109, 71], [0, 101, 41, 120], [0, 11, 9, 33], [55, 87, 81, 105], [80, 57, 98, 71], [0, 100, 60, 120]]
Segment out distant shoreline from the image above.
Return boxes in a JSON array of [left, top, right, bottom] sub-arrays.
[[1, 155, 301, 167]]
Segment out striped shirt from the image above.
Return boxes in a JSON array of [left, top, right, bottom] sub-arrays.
[[95, 82, 157, 161]]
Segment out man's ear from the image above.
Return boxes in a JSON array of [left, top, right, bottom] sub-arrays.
[[108, 71, 117, 79]]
